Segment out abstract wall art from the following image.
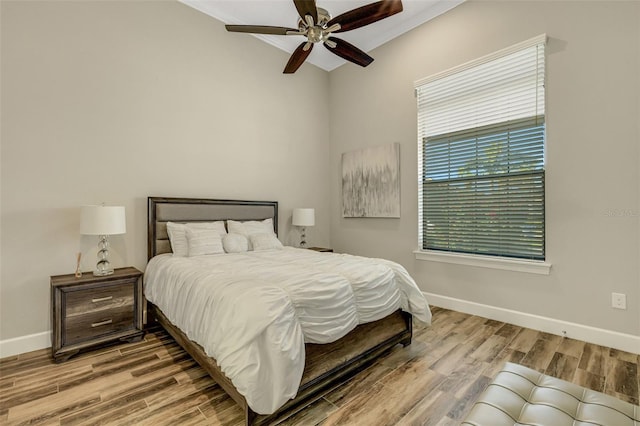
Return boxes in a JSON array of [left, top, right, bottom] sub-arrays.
[[342, 143, 400, 218]]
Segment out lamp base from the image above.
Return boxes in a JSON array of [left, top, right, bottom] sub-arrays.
[[94, 235, 115, 276], [93, 268, 114, 277], [299, 227, 308, 248]]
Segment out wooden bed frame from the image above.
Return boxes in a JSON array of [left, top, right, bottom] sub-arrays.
[[146, 197, 413, 425]]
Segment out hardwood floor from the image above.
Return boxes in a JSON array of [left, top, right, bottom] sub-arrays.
[[1, 307, 638, 425]]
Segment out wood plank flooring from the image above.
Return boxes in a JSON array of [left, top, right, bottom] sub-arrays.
[[1, 307, 638, 425]]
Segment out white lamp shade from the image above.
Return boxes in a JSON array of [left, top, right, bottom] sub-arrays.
[[292, 208, 315, 227], [80, 205, 126, 235]]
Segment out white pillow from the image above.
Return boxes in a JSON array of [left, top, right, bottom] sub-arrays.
[[166, 221, 226, 257], [227, 219, 275, 250], [222, 233, 249, 253], [186, 228, 224, 256], [250, 233, 283, 251]]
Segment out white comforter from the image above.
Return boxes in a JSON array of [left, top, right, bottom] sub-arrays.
[[144, 247, 431, 414]]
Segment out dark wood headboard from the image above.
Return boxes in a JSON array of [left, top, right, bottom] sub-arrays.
[[147, 197, 278, 260]]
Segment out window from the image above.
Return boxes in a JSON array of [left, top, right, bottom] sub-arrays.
[[416, 35, 546, 261]]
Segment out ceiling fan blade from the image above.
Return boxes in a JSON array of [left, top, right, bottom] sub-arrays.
[[293, 0, 318, 25], [284, 42, 314, 74], [225, 25, 299, 35], [328, 0, 403, 33], [324, 37, 374, 67]]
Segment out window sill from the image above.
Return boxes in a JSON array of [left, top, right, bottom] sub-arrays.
[[413, 250, 551, 275]]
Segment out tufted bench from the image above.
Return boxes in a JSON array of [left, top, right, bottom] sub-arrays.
[[462, 362, 640, 426]]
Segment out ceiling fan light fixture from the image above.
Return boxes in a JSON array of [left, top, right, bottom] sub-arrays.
[[304, 26, 317, 42], [304, 14, 315, 27], [325, 23, 341, 34]]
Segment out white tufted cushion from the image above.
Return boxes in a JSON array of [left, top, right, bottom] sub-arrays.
[[222, 233, 249, 253], [462, 362, 640, 426]]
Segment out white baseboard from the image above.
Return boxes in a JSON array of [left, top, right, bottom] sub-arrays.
[[424, 292, 640, 355], [2, 295, 638, 358], [0, 331, 50, 359]]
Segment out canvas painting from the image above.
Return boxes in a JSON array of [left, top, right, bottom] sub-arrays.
[[342, 143, 400, 218]]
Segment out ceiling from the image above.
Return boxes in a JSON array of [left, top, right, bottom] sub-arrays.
[[179, 0, 465, 72]]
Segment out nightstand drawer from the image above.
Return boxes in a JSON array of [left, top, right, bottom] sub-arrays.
[[65, 281, 134, 316], [64, 305, 135, 345]]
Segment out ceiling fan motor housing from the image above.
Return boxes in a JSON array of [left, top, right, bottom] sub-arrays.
[[299, 8, 334, 43]]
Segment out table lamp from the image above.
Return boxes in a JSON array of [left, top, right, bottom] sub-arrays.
[[292, 208, 315, 248], [80, 205, 126, 276]]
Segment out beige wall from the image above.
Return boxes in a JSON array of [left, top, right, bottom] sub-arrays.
[[2, 0, 639, 349], [329, 0, 640, 337], [1, 1, 330, 341]]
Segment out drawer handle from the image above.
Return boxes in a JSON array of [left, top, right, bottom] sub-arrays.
[[91, 319, 113, 328], [92, 296, 113, 303]]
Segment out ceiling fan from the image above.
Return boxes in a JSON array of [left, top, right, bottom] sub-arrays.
[[225, 0, 403, 74]]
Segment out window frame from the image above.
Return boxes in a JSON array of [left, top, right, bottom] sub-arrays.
[[414, 35, 551, 274]]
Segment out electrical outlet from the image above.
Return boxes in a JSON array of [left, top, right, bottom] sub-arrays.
[[611, 293, 627, 310]]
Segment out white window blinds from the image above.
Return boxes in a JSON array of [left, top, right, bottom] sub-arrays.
[[416, 35, 546, 260]]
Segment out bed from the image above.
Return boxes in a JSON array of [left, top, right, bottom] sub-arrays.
[[145, 197, 431, 425]]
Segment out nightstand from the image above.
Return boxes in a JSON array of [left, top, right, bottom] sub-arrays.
[[307, 247, 333, 252], [51, 267, 144, 362]]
